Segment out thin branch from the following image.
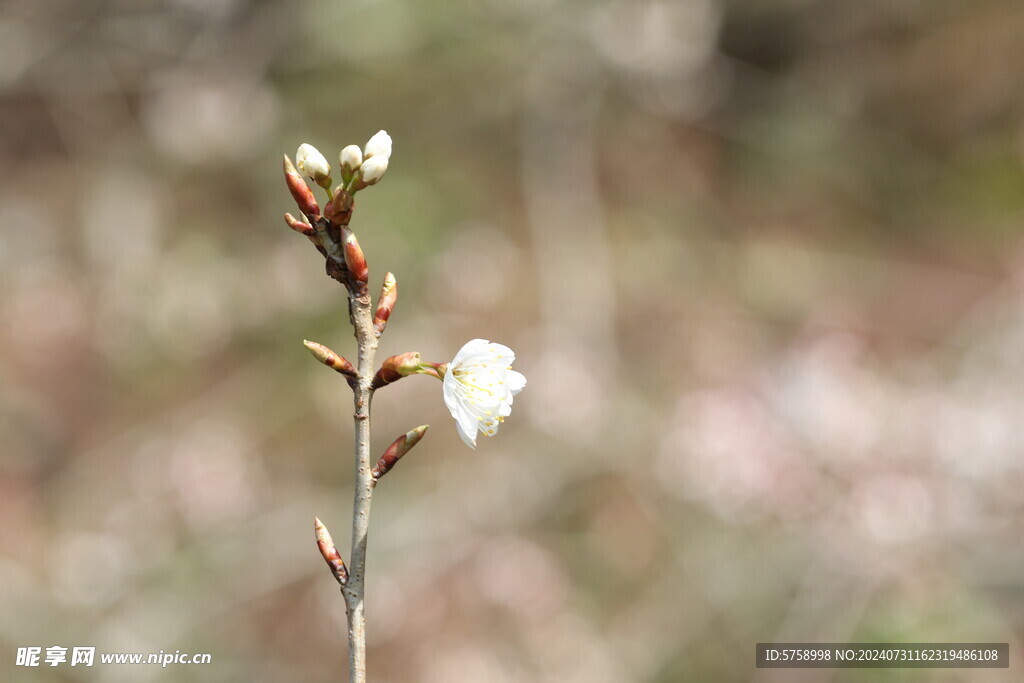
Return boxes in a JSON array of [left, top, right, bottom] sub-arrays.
[[340, 275, 377, 683]]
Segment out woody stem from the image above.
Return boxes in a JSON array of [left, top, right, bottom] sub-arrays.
[[340, 278, 377, 683]]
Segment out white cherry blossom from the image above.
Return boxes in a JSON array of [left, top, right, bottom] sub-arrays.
[[339, 144, 363, 173], [295, 143, 330, 181], [360, 156, 388, 185], [442, 339, 526, 448], [363, 130, 392, 160]]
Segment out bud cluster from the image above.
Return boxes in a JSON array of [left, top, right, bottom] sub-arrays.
[[280, 131, 394, 290]]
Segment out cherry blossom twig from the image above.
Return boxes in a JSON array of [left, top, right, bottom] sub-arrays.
[[282, 131, 525, 682]]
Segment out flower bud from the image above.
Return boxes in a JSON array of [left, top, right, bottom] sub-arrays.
[[340, 226, 368, 285], [371, 351, 422, 389], [314, 517, 348, 585], [284, 212, 315, 236], [339, 144, 363, 183], [296, 143, 331, 186], [373, 272, 397, 336], [372, 425, 429, 480], [358, 156, 388, 187], [363, 130, 392, 160], [283, 154, 319, 218], [324, 186, 354, 227], [303, 340, 357, 382]]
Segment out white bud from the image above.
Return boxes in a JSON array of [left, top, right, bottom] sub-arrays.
[[339, 145, 363, 173], [295, 143, 331, 182], [363, 130, 392, 160], [360, 156, 388, 185]]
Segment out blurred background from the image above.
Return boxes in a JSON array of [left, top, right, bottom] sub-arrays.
[[2, 0, 1024, 681]]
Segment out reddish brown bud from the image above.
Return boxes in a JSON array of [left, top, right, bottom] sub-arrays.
[[314, 517, 348, 585], [284, 212, 315, 236], [371, 351, 422, 389], [341, 226, 368, 285], [373, 272, 397, 336], [303, 340, 357, 382], [284, 154, 319, 218], [324, 187, 354, 227], [372, 425, 429, 480]]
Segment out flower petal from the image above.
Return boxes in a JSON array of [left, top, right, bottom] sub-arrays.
[[507, 370, 526, 394], [454, 404, 479, 448], [456, 422, 478, 448], [445, 376, 480, 446], [442, 371, 462, 416], [462, 344, 515, 370], [451, 338, 492, 367]]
